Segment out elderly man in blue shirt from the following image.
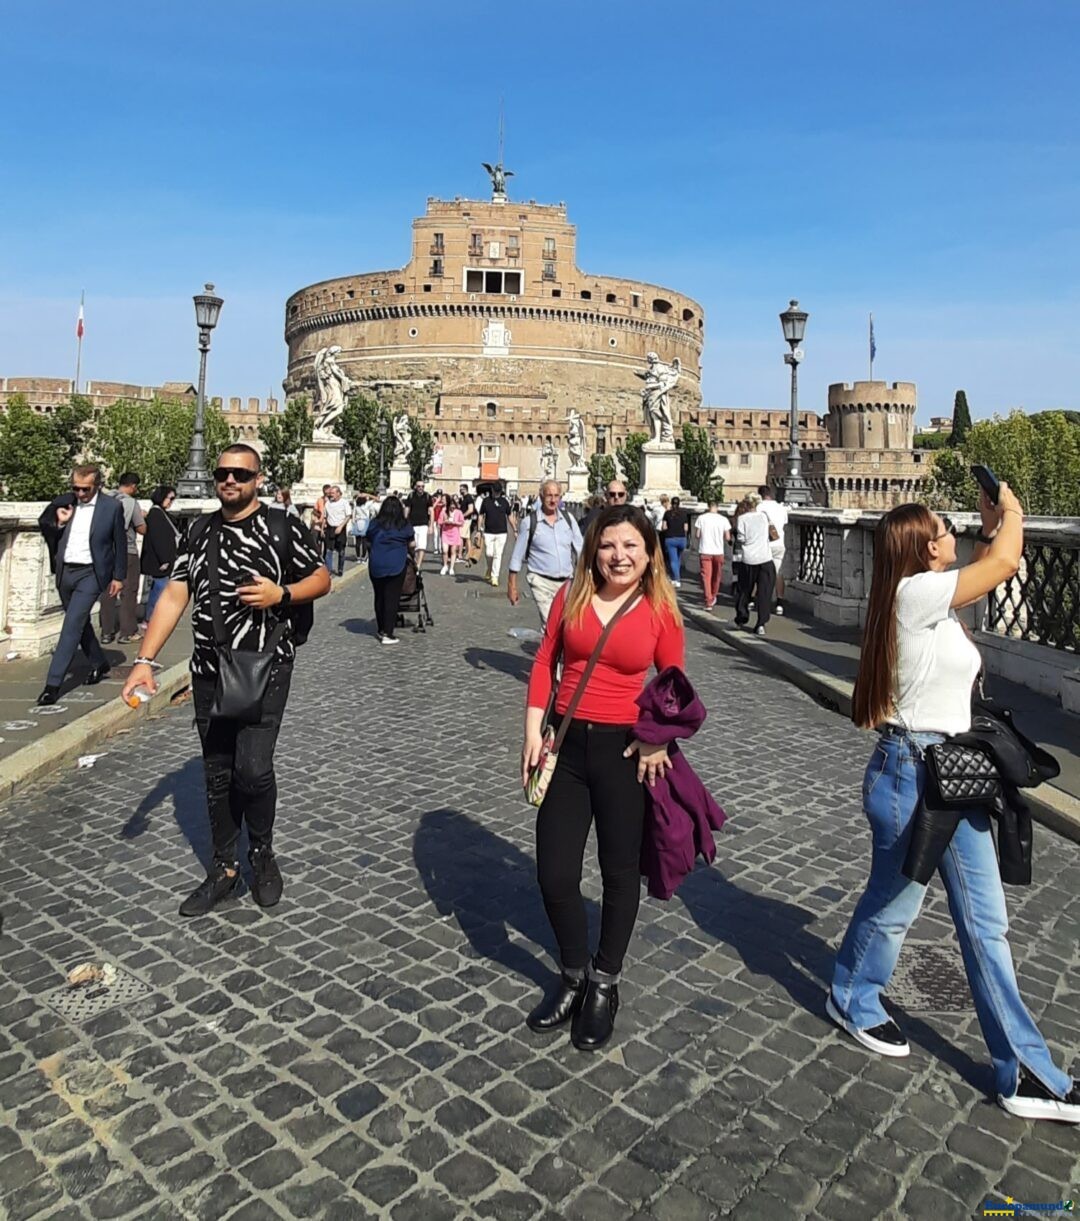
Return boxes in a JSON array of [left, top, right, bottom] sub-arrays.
[[507, 479, 584, 628]]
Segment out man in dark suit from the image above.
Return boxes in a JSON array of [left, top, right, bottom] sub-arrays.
[[37, 464, 126, 705]]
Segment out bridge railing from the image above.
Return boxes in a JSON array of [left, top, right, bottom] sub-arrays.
[[784, 508, 1080, 711]]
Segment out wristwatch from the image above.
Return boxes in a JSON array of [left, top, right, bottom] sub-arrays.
[[976, 531, 996, 545], [278, 585, 293, 608]]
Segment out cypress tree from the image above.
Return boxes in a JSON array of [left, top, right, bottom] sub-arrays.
[[949, 390, 972, 448]]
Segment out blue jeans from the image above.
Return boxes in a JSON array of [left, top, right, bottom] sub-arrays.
[[144, 576, 169, 623], [830, 730, 1072, 1099], [664, 537, 686, 582]]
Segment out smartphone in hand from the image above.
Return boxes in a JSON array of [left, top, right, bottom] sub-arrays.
[[970, 464, 1000, 505]]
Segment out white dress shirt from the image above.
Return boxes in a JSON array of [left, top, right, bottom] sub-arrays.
[[65, 494, 98, 564]]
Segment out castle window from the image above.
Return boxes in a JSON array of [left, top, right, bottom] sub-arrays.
[[682, 308, 694, 322], [434, 402, 441, 416], [346, 290, 355, 299], [508, 234, 519, 254], [543, 262, 556, 281], [469, 232, 483, 255], [580, 290, 592, 300], [408, 327, 419, 338], [609, 337, 618, 347], [606, 293, 617, 304], [394, 283, 405, 294], [464, 269, 521, 294], [423, 283, 432, 292], [543, 237, 556, 257], [430, 259, 443, 277], [652, 298, 672, 315], [551, 289, 561, 298], [632, 293, 641, 307], [486, 402, 497, 419], [432, 232, 444, 252]]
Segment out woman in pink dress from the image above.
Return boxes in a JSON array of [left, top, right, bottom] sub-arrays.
[[440, 496, 465, 575]]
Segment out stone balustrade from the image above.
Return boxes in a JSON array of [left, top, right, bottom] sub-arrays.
[[783, 508, 1080, 712]]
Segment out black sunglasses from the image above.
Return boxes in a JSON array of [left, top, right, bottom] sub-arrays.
[[934, 516, 957, 540], [213, 466, 258, 484], [607, 490, 628, 500]]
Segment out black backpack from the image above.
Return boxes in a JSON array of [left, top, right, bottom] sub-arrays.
[[526, 507, 579, 566], [187, 508, 314, 646]]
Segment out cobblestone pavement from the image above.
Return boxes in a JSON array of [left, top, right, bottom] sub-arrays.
[[1, 566, 1077, 1221]]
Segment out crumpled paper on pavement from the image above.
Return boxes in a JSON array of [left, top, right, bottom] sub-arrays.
[[67, 962, 117, 989]]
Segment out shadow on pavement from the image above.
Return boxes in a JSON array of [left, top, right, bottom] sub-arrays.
[[414, 807, 596, 989], [463, 647, 532, 683], [119, 757, 213, 870], [338, 617, 378, 637], [678, 865, 986, 1091]]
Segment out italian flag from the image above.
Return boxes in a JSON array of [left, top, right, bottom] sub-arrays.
[[76, 302, 84, 339]]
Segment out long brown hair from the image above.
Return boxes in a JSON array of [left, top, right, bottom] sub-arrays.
[[852, 503, 939, 728], [564, 505, 681, 627]]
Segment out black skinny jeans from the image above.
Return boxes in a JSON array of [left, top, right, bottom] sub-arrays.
[[735, 560, 776, 629], [371, 569, 407, 638], [192, 662, 293, 867], [536, 719, 645, 975]]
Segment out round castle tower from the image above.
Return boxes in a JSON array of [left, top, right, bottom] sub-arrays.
[[826, 381, 917, 451]]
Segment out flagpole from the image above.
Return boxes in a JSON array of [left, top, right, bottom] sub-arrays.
[[74, 290, 85, 394]]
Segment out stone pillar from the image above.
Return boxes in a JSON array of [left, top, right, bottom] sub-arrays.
[[638, 442, 686, 499], [565, 467, 590, 498], [388, 462, 411, 493], [293, 438, 346, 502]]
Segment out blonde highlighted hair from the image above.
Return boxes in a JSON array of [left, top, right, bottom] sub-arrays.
[[563, 505, 681, 627]]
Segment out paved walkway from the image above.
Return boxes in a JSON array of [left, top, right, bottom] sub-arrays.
[[0, 562, 1077, 1220]]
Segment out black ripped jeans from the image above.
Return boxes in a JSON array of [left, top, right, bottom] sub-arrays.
[[535, 718, 645, 976], [192, 662, 293, 867]]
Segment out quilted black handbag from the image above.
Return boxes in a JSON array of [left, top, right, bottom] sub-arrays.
[[924, 741, 1002, 806]]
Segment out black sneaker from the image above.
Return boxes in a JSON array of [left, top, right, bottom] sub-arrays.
[[179, 863, 239, 917], [249, 846, 283, 908], [999, 1069, 1080, 1123], [826, 993, 910, 1057]]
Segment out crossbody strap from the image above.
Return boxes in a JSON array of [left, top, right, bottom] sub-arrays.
[[550, 591, 642, 753], [205, 512, 287, 654]]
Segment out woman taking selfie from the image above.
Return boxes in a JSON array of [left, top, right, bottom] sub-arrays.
[[828, 483, 1079, 1122], [522, 504, 684, 1050]]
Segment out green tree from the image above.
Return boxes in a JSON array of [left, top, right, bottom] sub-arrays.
[[922, 446, 972, 511], [948, 389, 972, 448], [0, 396, 72, 500], [586, 454, 617, 494], [677, 423, 721, 501], [260, 396, 313, 490], [338, 393, 392, 491], [614, 432, 649, 495], [913, 430, 950, 451], [92, 396, 230, 487], [408, 417, 435, 485]]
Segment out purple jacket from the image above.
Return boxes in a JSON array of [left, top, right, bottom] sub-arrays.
[[635, 666, 727, 900]]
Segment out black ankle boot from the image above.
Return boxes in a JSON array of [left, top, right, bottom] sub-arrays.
[[526, 974, 586, 1032], [571, 976, 619, 1050]]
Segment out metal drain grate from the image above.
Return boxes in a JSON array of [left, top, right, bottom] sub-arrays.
[[889, 942, 971, 1013], [45, 967, 152, 1024]]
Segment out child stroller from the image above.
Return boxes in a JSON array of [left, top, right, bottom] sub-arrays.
[[397, 558, 435, 633]]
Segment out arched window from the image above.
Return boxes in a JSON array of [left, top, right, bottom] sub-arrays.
[[486, 402, 497, 419], [652, 298, 672, 315]]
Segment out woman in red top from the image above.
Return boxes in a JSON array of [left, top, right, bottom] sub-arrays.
[[522, 504, 685, 1050]]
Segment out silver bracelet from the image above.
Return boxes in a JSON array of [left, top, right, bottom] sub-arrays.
[[133, 657, 163, 669]]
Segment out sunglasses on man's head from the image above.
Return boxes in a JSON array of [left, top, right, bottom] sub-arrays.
[[213, 466, 258, 484]]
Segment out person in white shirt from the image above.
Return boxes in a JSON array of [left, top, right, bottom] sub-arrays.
[[694, 500, 731, 611], [827, 487, 1080, 1125], [758, 485, 790, 615], [733, 494, 774, 635], [322, 485, 351, 576]]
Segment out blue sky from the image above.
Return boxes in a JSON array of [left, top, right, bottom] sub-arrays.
[[2, 1, 1077, 422]]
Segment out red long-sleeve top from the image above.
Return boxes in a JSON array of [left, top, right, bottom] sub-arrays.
[[526, 585, 686, 725]]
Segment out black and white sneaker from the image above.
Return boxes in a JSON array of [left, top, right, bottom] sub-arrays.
[[998, 1070, 1080, 1123], [825, 993, 910, 1058]]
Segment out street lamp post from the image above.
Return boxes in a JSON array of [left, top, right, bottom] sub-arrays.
[[594, 423, 607, 496], [177, 284, 224, 499], [778, 299, 812, 505], [376, 417, 389, 495]]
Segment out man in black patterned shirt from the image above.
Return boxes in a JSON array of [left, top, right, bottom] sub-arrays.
[[123, 445, 330, 917]]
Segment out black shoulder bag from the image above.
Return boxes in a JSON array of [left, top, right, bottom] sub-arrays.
[[205, 516, 288, 724]]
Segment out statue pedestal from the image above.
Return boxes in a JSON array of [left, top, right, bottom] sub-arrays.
[[293, 437, 346, 504], [388, 462, 412, 493], [565, 466, 590, 497], [639, 442, 686, 499]]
